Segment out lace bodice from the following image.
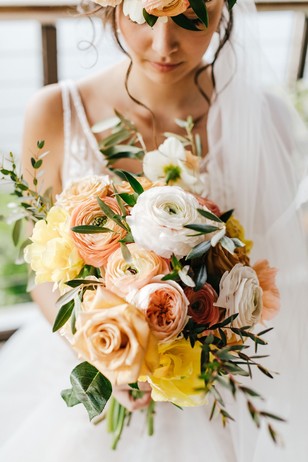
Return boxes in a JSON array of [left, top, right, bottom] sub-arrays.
[[60, 80, 111, 188]]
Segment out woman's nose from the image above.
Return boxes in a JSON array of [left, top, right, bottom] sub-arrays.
[[151, 19, 179, 57]]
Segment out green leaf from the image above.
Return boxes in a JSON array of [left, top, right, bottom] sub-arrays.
[[63, 362, 112, 421], [128, 382, 140, 390], [113, 170, 144, 196], [268, 423, 278, 444], [240, 386, 263, 399], [143, 9, 158, 27], [100, 129, 132, 149], [65, 279, 99, 288], [61, 388, 81, 407], [71, 225, 113, 234], [186, 240, 211, 260], [12, 219, 22, 246], [228, 0, 237, 9], [189, 0, 209, 27], [257, 365, 274, 379], [171, 14, 200, 31], [37, 140, 45, 149], [184, 224, 219, 234], [259, 412, 286, 422], [91, 116, 120, 134], [34, 159, 43, 169], [117, 193, 137, 207], [197, 208, 222, 222], [52, 299, 75, 332], [210, 313, 239, 330], [97, 197, 127, 230], [194, 263, 207, 290], [219, 209, 234, 223], [258, 327, 274, 336], [120, 242, 133, 263], [209, 400, 217, 420]]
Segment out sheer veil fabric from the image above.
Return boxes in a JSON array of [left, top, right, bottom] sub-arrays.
[[0, 1, 307, 461], [205, 0, 308, 459]]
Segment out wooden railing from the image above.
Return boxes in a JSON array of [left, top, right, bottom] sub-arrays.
[[0, 1, 307, 84]]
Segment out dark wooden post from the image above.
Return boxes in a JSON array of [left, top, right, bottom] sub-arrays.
[[41, 23, 58, 85], [297, 15, 308, 79]]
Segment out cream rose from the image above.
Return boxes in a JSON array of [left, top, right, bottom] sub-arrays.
[[105, 243, 170, 297], [128, 276, 189, 342], [24, 206, 84, 288], [56, 175, 111, 213], [215, 263, 263, 329], [123, 0, 145, 24], [70, 196, 127, 268], [70, 287, 159, 386], [126, 186, 218, 259], [143, 0, 189, 17]]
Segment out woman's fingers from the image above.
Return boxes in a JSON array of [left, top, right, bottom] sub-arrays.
[[113, 387, 152, 411]]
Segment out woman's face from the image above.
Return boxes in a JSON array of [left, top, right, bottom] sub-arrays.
[[117, 0, 224, 85]]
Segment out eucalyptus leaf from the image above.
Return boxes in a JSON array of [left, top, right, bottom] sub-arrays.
[[97, 197, 127, 230], [55, 286, 80, 309], [219, 209, 234, 223], [194, 262, 207, 290], [196, 208, 222, 222], [117, 192, 137, 207]]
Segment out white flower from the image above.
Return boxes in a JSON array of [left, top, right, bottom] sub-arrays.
[[123, 0, 145, 24], [215, 263, 263, 330], [126, 186, 211, 258], [143, 137, 203, 194]]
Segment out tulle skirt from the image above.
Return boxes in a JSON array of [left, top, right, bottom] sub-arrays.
[[0, 308, 305, 462]]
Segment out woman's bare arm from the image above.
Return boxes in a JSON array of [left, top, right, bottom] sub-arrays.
[[21, 84, 64, 324]]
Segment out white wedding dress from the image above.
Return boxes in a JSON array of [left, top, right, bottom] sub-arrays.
[[1, 1, 308, 460]]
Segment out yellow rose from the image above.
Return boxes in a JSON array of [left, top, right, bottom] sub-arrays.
[[141, 338, 206, 407], [226, 216, 253, 254], [71, 287, 159, 386], [24, 206, 84, 288]]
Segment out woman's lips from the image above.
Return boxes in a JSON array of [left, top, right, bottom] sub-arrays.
[[149, 61, 182, 72]]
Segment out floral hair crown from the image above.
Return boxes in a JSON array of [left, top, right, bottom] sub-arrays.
[[94, 0, 237, 29]]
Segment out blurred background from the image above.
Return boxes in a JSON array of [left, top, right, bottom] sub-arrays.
[[0, 0, 308, 340]]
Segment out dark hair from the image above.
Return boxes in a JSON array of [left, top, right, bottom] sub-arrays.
[[78, 1, 234, 145]]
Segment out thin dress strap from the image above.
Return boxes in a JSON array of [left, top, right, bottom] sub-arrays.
[[59, 79, 110, 187]]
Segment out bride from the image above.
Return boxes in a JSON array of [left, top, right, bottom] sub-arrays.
[[0, 0, 307, 460]]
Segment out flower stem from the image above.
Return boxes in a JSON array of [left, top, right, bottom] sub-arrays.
[[147, 400, 156, 436]]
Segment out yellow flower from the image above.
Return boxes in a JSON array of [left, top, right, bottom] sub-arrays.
[[226, 216, 253, 254], [140, 338, 206, 407], [24, 206, 84, 289]]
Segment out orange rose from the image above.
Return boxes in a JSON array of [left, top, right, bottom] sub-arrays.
[[70, 196, 126, 268], [105, 243, 170, 297], [128, 277, 189, 343], [195, 196, 221, 217], [143, 0, 189, 17], [253, 260, 280, 321], [184, 283, 220, 327]]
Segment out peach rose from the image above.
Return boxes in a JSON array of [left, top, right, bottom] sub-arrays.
[[105, 243, 170, 297], [70, 196, 127, 268], [128, 276, 189, 342], [253, 260, 280, 321], [71, 287, 159, 386], [116, 177, 154, 194], [184, 283, 220, 326], [56, 175, 111, 214], [143, 0, 189, 17]]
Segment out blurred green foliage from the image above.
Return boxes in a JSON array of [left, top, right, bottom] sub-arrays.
[[0, 192, 31, 307]]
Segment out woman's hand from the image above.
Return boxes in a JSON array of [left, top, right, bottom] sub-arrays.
[[112, 382, 152, 412]]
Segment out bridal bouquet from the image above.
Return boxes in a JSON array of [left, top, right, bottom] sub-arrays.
[[1, 118, 282, 448]]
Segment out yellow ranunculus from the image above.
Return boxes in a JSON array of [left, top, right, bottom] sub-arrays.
[[141, 338, 206, 407], [226, 216, 253, 254], [24, 206, 84, 289]]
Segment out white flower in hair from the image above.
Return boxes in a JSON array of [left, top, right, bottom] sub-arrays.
[[123, 0, 146, 24]]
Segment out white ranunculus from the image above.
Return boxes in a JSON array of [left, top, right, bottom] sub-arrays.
[[123, 0, 145, 24], [215, 263, 263, 329], [143, 137, 202, 193], [126, 186, 212, 258]]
